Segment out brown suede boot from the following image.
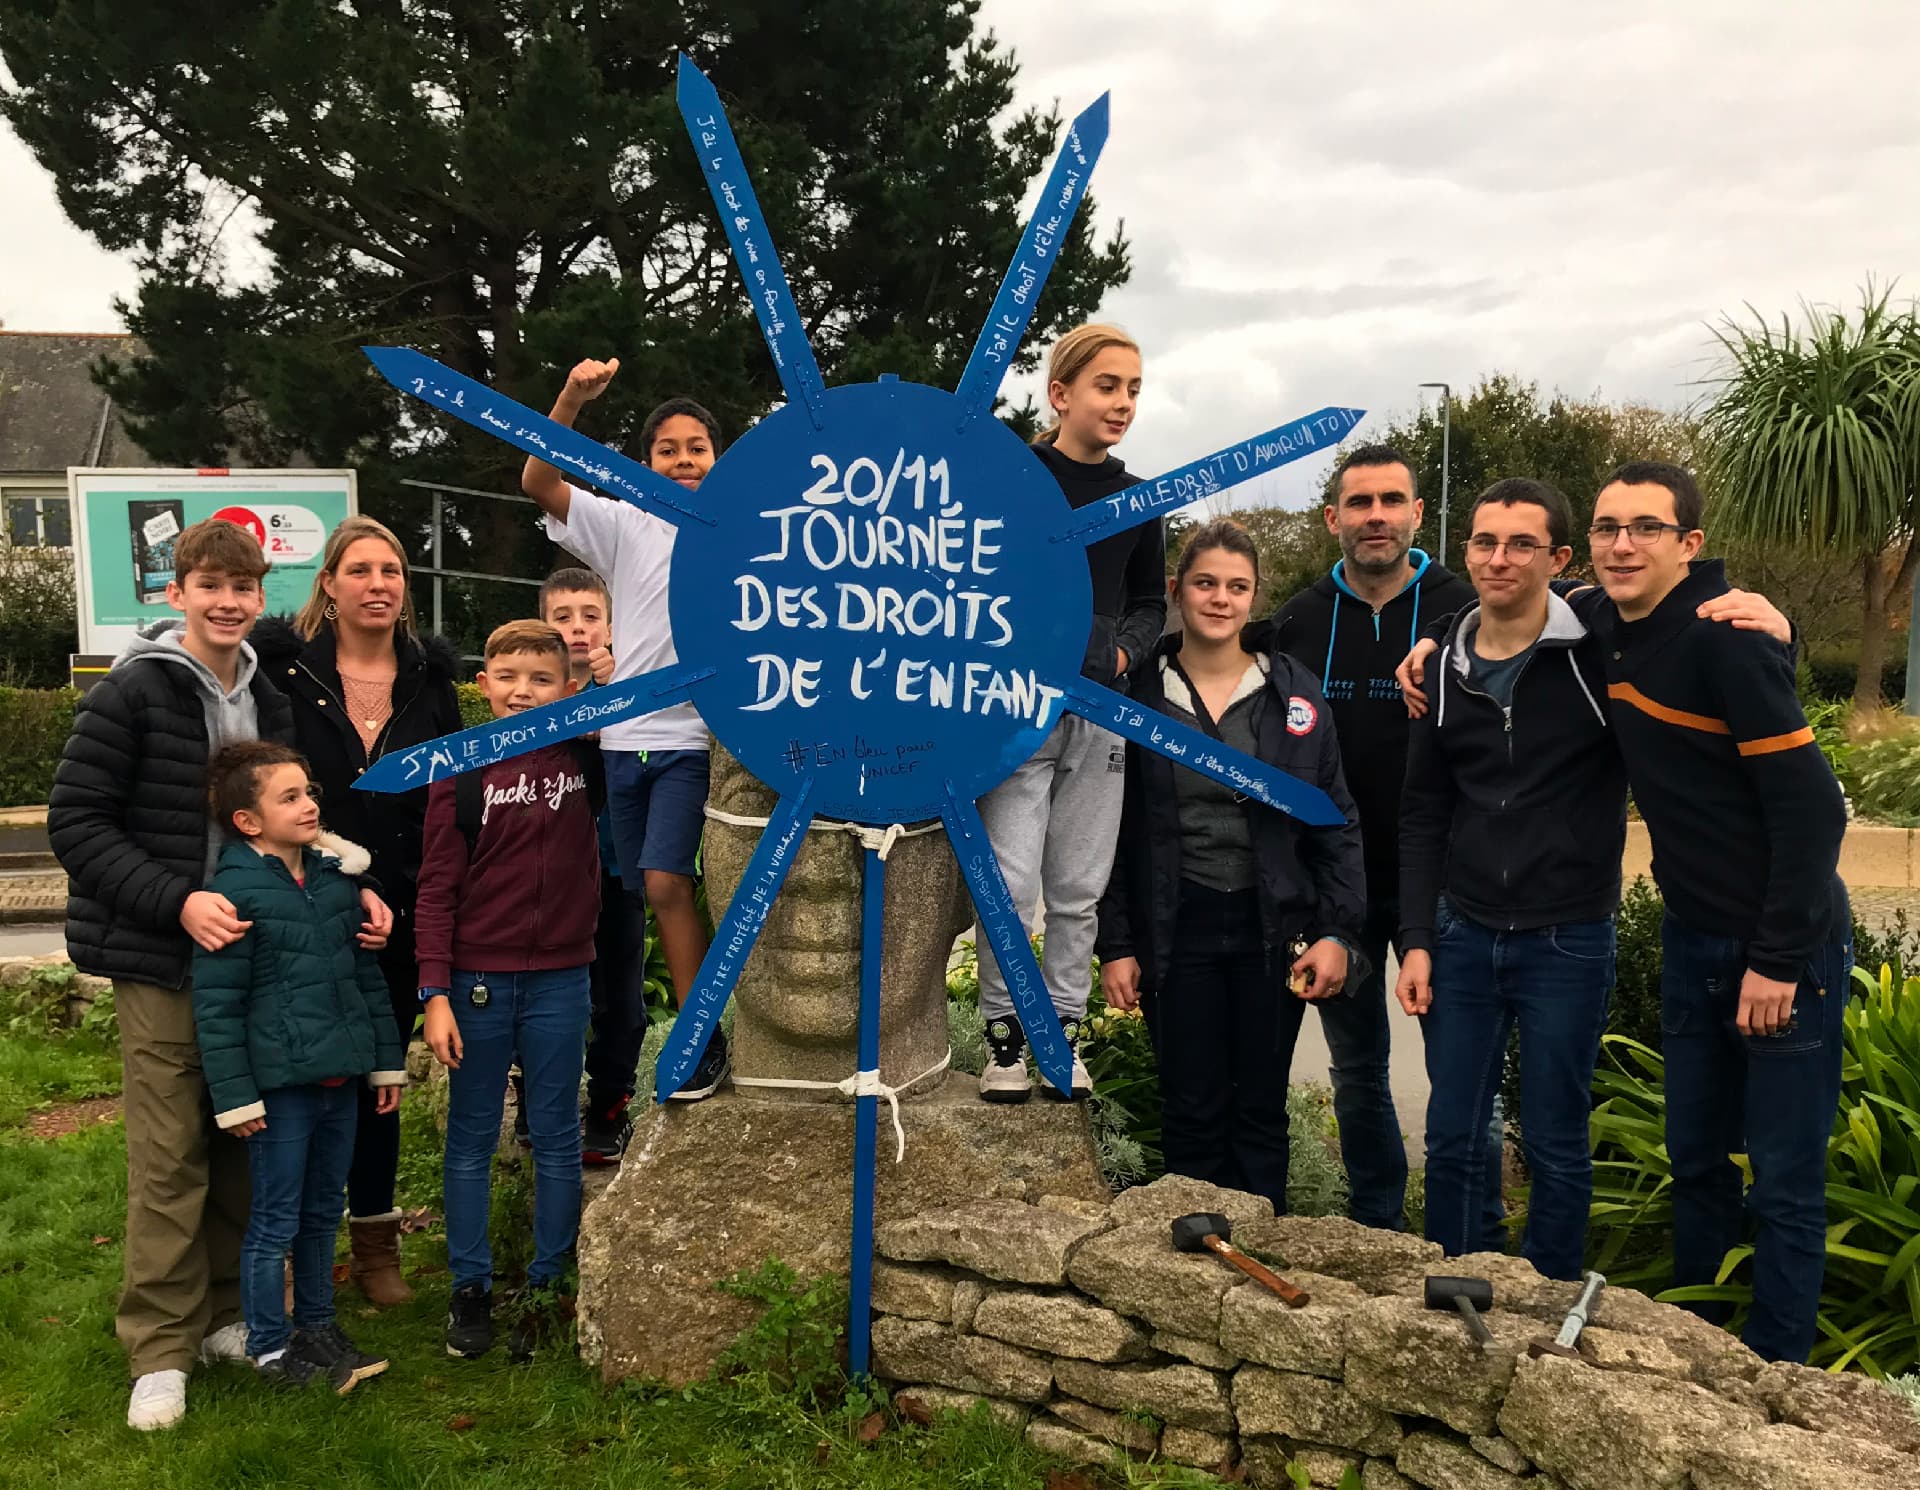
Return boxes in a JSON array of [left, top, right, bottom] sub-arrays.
[[348, 1212, 414, 1306]]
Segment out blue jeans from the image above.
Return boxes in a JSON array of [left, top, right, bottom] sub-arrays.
[[443, 967, 591, 1291], [1319, 896, 1504, 1235], [1313, 897, 1411, 1229], [1661, 908, 1850, 1364], [241, 1082, 359, 1357], [1422, 907, 1614, 1279]]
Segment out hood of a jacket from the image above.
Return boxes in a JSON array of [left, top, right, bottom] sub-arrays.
[[1326, 547, 1435, 605], [213, 831, 371, 879], [1435, 590, 1608, 732], [1442, 588, 1590, 671], [116, 619, 260, 700]]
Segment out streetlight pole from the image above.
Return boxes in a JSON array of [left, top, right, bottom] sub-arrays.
[[1418, 382, 1452, 562]]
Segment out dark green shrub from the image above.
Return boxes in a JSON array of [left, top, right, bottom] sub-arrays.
[[0, 686, 77, 806], [1805, 644, 1908, 705], [0, 541, 79, 688], [1609, 876, 1666, 1051], [1590, 968, 1920, 1376], [1846, 730, 1920, 827]]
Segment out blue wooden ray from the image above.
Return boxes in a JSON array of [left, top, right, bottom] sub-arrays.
[[941, 784, 1075, 1096], [952, 93, 1111, 432], [847, 843, 886, 1380], [655, 783, 816, 1100], [677, 55, 828, 429], [363, 347, 714, 528], [1054, 406, 1369, 547], [357, 662, 714, 793], [1055, 677, 1345, 826]]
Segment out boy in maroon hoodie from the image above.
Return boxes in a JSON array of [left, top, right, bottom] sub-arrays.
[[416, 620, 602, 1362]]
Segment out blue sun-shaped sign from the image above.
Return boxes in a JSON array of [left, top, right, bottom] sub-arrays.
[[358, 53, 1363, 1375]]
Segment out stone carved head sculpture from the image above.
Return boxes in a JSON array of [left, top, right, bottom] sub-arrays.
[[704, 741, 973, 1097]]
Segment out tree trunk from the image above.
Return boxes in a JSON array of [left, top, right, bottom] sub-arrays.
[[1853, 541, 1917, 713], [1857, 587, 1890, 712]]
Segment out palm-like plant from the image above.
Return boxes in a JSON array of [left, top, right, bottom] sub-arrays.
[[1700, 285, 1920, 711]]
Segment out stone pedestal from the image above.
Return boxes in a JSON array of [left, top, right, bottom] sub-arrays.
[[576, 1074, 1109, 1384], [704, 742, 974, 1098]]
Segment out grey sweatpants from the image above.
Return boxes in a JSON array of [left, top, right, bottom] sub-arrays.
[[975, 714, 1127, 1024]]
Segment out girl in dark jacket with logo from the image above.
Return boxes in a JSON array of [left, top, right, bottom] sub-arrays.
[[1096, 520, 1367, 1210], [253, 515, 462, 1304], [192, 742, 404, 1391]]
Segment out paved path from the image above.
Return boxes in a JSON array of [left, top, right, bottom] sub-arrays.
[[1290, 951, 1430, 1165], [0, 927, 68, 957]]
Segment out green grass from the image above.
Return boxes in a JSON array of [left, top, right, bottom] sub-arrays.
[[0, 1027, 121, 1127], [0, 1028, 1222, 1489]]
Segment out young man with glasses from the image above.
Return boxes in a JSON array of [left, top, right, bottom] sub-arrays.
[[1399, 460, 1837, 1359], [1394, 479, 1627, 1278], [1587, 461, 1848, 1364], [1394, 479, 1787, 1274]]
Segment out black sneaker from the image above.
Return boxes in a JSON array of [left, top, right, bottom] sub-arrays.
[[510, 1070, 531, 1147], [581, 1093, 634, 1166], [978, 1015, 1032, 1104], [504, 1282, 569, 1363], [446, 1283, 494, 1359], [292, 1322, 388, 1395], [255, 1349, 326, 1390], [669, 1027, 730, 1101]]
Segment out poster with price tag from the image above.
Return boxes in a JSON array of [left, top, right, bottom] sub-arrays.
[[67, 468, 357, 655]]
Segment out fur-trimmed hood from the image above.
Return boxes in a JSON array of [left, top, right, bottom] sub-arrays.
[[314, 830, 372, 877]]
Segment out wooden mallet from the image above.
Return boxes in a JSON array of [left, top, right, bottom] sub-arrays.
[[1170, 1212, 1311, 1308]]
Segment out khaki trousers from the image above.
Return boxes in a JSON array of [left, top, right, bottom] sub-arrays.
[[114, 978, 250, 1376]]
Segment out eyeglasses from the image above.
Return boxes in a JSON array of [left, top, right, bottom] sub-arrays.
[[1588, 519, 1689, 547], [1464, 535, 1551, 565]]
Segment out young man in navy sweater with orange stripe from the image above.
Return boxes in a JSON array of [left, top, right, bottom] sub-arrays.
[[1590, 461, 1848, 1364]]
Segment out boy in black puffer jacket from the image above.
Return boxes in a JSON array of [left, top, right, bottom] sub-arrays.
[[192, 742, 405, 1394], [50, 519, 311, 1431]]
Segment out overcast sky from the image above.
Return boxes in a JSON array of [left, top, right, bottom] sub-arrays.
[[5, 1, 1918, 507]]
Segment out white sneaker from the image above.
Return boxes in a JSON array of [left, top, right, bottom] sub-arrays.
[[199, 1321, 250, 1364], [1068, 1047, 1094, 1101], [978, 1017, 1032, 1104], [1043, 1019, 1094, 1102], [127, 1369, 188, 1431]]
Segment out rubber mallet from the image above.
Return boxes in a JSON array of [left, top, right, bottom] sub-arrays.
[[1424, 1274, 1496, 1346], [1170, 1212, 1311, 1308]]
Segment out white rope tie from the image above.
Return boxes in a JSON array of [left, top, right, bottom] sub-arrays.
[[704, 802, 952, 1156], [731, 1047, 953, 1162], [703, 804, 940, 862]]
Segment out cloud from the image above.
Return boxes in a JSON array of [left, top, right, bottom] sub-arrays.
[[5, 1, 1919, 517], [984, 0, 1920, 505]]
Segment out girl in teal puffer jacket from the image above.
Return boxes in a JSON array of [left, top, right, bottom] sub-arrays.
[[192, 742, 406, 1393]]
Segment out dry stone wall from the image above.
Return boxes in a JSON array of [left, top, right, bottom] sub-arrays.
[[873, 1175, 1920, 1490]]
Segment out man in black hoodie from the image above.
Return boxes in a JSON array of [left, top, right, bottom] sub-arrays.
[[1395, 479, 1625, 1279], [1268, 444, 1482, 1233]]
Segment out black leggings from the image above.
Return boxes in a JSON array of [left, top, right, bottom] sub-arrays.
[[1143, 882, 1305, 1212], [346, 915, 420, 1218], [584, 874, 650, 1109]]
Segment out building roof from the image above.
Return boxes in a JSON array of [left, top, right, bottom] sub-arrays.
[[0, 331, 154, 476]]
